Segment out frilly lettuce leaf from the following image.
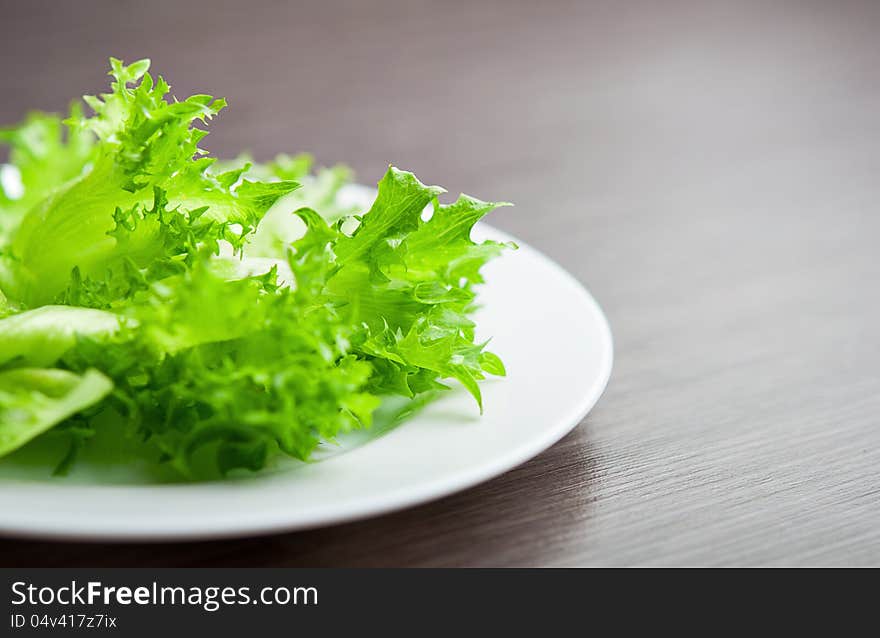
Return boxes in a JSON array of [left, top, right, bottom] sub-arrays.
[[221, 153, 359, 258], [302, 167, 512, 410], [0, 58, 297, 307]]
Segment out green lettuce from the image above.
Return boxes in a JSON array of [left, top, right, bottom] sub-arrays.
[[0, 368, 112, 458], [0, 58, 510, 479]]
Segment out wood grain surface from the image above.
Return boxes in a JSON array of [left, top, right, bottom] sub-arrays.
[[1, 0, 878, 566]]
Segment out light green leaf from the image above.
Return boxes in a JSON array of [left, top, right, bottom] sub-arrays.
[[0, 368, 112, 457], [0, 305, 122, 367]]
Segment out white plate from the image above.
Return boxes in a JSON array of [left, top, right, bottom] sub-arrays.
[[0, 197, 612, 541]]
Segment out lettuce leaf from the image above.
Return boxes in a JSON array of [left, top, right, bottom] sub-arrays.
[[1, 58, 297, 307], [0, 305, 122, 367], [0, 368, 112, 458], [0, 103, 96, 239]]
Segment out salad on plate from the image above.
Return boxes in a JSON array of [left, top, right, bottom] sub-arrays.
[[0, 58, 511, 480]]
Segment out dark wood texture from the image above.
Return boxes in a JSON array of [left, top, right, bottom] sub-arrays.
[[1, 0, 879, 566]]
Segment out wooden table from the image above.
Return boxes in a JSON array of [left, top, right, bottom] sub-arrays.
[[2, 0, 878, 566]]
